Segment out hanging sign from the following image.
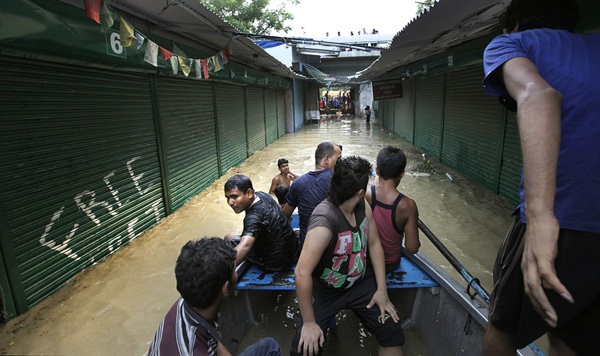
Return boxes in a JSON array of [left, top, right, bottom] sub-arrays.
[[372, 79, 403, 100]]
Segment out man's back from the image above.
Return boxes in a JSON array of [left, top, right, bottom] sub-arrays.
[[285, 169, 331, 243]]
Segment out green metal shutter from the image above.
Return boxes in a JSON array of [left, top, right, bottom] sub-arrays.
[[246, 87, 266, 156], [265, 89, 278, 144], [277, 90, 286, 137], [394, 78, 416, 143], [0, 58, 165, 312], [499, 112, 522, 205], [384, 99, 395, 131], [442, 66, 503, 191], [414, 75, 445, 158], [216, 84, 247, 174], [156, 77, 219, 211]]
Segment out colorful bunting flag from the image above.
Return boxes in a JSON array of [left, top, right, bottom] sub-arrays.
[[84, 0, 101, 24], [135, 30, 145, 50], [82, 2, 235, 79], [170, 56, 179, 75], [144, 40, 159, 67], [100, 2, 116, 33], [201, 59, 209, 79], [178, 56, 191, 76], [120, 18, 137, 47], [212, 56, 222, 72], [194, 59, 202, 79], [160, 47, 173, 61], [220, 50, 228, 65]]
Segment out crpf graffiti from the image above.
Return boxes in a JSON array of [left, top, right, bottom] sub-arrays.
[[39, 156, 162, 260]]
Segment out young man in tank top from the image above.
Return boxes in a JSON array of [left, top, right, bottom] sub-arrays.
[[366, 146, 420, 273]]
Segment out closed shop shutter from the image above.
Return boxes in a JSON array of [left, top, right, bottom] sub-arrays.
[[265, 89, 278, 144], [384, 99, 395, 131], [414, 75, 445, 158], [394, 78, 416, 143], [0, 58, 165, 312], [277, 90, 286, 137], [216, 84, 247, 174], [246, 87, 266, 155], [499, 112, 522, 205], [442, 66, 503, 191], [156, 77, 219, 211]]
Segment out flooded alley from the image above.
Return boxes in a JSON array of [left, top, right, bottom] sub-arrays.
[[0, 117, 518, 355]]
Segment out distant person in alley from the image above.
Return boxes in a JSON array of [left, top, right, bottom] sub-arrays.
[[224, 174, 299, 271], [148, 237, 281, 355]]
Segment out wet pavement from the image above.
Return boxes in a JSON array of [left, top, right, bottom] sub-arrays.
[[0, 116, 544, 355]]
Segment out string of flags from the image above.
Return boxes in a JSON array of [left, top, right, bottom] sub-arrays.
[[83, 0, 232, 79]]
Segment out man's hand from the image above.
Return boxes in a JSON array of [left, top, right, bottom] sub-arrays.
[[366, 289, 399, 324], [298, 321, 324, 356], [521, 214, 573, 327]]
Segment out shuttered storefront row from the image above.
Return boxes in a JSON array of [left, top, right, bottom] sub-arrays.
[[246, 87, 266, 156], [155, 77, 219, 211], [393, 78, 416, 144], [442, 66, 503, 191], [384, 99, 395, 131], [277, 90, 286, 137], [265, 89, 278, 144], [414, 75, 445, 158], [216, 84, 247, 174], [0, 58, 165, 312]]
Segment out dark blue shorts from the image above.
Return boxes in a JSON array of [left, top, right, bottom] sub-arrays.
[[489, 215, 600, 354]]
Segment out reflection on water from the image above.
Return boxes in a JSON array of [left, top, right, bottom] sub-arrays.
[[226, 116, 516, 355]]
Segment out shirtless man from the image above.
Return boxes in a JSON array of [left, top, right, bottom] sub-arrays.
[[268, 158, 298, 195]]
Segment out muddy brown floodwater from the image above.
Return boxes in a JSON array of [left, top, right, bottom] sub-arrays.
[[0, 116, 548, 355]]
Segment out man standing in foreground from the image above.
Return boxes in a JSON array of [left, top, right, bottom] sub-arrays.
[[291, 156, 404, 356], [224, 174, 299, 271], [283, 142, 342, 247], [148, 237, 281, 355], [481, 0, 600, 354]]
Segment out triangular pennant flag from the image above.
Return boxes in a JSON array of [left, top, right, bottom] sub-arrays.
[[201, 59, 210, 79], [119, 18, 136, 47], [219, 51, 228, 66], [143, 40, 159, 67], [100, 2, 116, 32], [212, 56, 222, 72], [160, 47, 173, 61], [170, 56, 179, 75], [84, 0, 101, 24], [135, 30, 145, 51], [225, 41, 233, 59], [178, 56, 191, 76], [194, 59, 202, 79]]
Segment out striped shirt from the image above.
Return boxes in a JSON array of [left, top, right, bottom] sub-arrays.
[[148, 298, 221, 356]]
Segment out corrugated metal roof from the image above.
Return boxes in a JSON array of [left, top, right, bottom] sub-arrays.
[[355, 0, 506, 81], [59, 0, 303, 79]]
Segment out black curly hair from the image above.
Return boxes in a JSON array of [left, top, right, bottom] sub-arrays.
[[499, 0, 579, 32], [328, 155, 372, 206], [376, 146, 407, 180], [175, 237, 236, 309]]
